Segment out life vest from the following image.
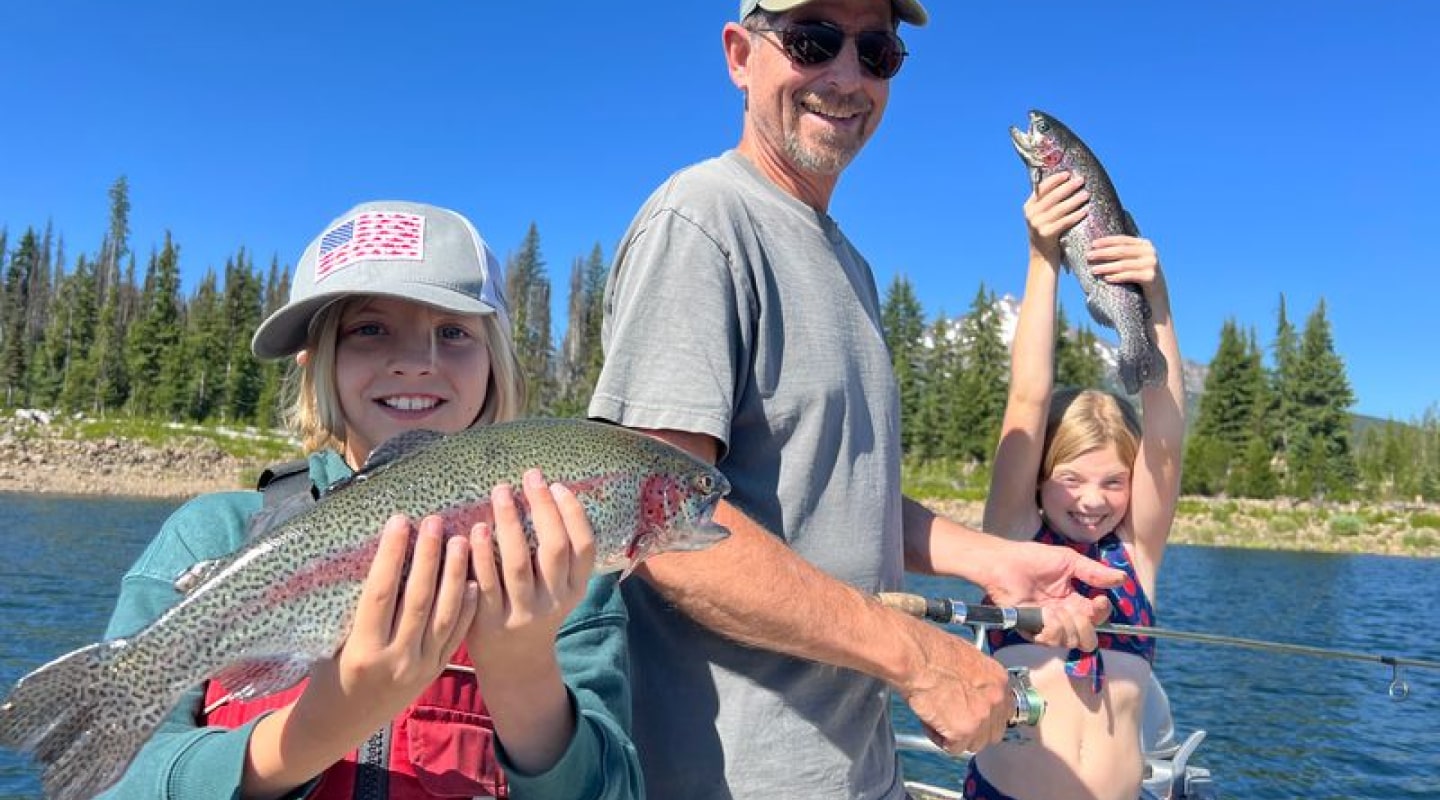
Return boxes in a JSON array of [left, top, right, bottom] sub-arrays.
[[197, 460, 510, 799]]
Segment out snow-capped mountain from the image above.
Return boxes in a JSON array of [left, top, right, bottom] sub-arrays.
[[986, 294, 1208, 400]]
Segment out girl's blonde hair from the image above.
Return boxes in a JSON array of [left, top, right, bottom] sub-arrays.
[[281, 297, 527, 454], [1041, 387, 1142, 480]]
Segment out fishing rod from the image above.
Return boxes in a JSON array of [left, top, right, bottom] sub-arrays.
[[875, 594, 1049, 728], [877, 592, 1440, 699]]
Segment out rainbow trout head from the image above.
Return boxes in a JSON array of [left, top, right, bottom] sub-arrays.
[[1010, 109, 1068, 188], [1009, 110, 1121, 220], [594, 457, 731, 579]]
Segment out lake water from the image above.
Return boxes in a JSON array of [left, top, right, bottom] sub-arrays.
[[1, 493, 1438, 799]]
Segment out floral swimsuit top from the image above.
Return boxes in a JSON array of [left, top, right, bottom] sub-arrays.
[[985, 527, 1156, 692]]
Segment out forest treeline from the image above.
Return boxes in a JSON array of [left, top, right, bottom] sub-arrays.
[[3, 178, 1437, 503]]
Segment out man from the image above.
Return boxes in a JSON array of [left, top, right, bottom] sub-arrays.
[[588, 1, 1123, 797]]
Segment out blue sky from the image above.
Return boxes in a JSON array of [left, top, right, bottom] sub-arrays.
[[2, 2, 1435, 421]]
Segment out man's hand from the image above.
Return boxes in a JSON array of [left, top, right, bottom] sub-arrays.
[[894, 615, 1011, 755], [980, 538, 1122, 651]]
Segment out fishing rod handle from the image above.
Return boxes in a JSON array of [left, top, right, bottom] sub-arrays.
[[876, 593, 1045, 634]]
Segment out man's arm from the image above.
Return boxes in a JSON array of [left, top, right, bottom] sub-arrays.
[[628, 428, 1012, 754]]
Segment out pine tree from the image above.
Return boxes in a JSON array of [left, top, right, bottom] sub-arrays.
[[1288, 300, 1357, 499], [1182, 319, 1261, 495], [27, 232, 70, 405], [1, 229, 38, 405], [554, 254, 588, 417], [262, 255, 289, 316], [1236, 434, 1279, 499], [55, 255, 98, 412], [579, 243, 608, 393], [222, 251, 265, 423], [1269, 294, 1300, 473], [504, 224, 553, 414], [125, 235, 183, 417], [911, 314, 956, 463], [1357, 420, 1417, 501], [87, 201, 136, 415], [0, 225, 7, 351], [1418, 407, 1440, 502], [551, 244, 609, 418], [255, 255, 291, 426], [28, 222, 54, 348], [28, 250, 70, 407], [0, 227, 7, 351], [953, 285, 1009, 463], [182, 269, 226, 421], [1053, 304, 1105, 389], [1234, 329, 1278, 497], [91, 267, 130, 414], [881, 274, 926, 455]]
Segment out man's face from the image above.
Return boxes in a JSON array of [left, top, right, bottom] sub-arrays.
[[742, 0, 895, 177]]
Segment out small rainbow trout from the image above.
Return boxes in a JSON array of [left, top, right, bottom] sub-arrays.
[[1011, 109, 1167, 394]]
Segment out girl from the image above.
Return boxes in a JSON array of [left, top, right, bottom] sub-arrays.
[[967, 172, 1185, 800], [100, 201, 642, 799]]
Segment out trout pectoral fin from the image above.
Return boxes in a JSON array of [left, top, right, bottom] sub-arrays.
[[211, 654, 317, 702], [617, 521, 731, 580], [687, 520, 732, 549]]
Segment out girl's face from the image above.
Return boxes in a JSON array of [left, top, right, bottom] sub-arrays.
[[334, 297, 491, 468], [1038, 443, 1132, 543]]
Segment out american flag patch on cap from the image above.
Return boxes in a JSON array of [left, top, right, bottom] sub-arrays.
[[316, 212, 425, 280]]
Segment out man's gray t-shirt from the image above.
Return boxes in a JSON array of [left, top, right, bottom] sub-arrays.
[[589, 150, 906, 799]]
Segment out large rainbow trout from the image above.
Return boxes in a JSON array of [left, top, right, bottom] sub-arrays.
[[0, 418, 730, 800], [1010, 109, 1167, 394]]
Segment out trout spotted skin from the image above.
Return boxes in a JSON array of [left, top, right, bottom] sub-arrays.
[[0, 418, 730, 800], [1010, 109, 1168, 394]]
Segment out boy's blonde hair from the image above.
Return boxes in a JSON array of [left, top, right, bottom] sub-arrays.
[[282, 297, 527, 454], [1041, 387, 1142, 480]]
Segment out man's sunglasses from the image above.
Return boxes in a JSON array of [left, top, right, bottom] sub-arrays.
[[752, 20, 908, 81]]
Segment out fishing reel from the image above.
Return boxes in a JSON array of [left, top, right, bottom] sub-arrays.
[[1007, 667, 1045, 728], [1002, 667, 1044, 744]]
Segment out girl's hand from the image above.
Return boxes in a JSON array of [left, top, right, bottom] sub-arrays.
[[266, 514, 477, 789], [1088, 235, 1161, 292], [1025, 171, 1089, 265], [324, 515, 476, 710], [467, 469, 596, 676]]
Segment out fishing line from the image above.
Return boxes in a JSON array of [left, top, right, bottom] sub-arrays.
[[877, 593, 1440, 699]]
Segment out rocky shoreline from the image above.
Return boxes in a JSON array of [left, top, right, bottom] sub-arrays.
[[0, 420, 268, 500], [4, 415, 1436, 558]]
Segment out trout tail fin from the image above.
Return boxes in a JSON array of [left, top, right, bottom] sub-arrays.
[[0, 640, 160, 800]]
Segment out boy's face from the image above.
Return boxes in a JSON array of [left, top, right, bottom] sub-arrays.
[[333, 296, 492, 467]]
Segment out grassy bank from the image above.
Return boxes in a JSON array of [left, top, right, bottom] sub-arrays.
[[921, 496, 1440, 559], [51, 415, 299, 486], [906, 459, 1440, 559], [1167, 497, 1440, 557]]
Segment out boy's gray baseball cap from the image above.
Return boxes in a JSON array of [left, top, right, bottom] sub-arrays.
[[252, 200, 510, 359], [739, 0, 927, 26]]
